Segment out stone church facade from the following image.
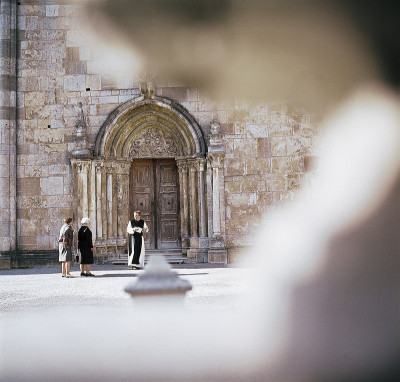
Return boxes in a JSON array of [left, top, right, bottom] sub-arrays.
[[0, 1, 319, 268]]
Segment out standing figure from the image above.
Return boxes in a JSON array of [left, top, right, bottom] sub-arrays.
[[59, 217, 74, 278], [78, 217, 95, 277], [127, 211, 149, 269]]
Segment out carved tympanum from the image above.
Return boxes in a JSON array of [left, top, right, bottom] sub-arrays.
[[129, 128, 178, 158]]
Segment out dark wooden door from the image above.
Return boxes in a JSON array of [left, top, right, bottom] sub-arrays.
[[130, 159, 180, 250]]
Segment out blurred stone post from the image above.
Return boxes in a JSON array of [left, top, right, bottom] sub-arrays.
[[125, 255, 192, 308]]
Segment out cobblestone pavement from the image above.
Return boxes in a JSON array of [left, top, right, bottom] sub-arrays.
[[0, 262, 255, 316]]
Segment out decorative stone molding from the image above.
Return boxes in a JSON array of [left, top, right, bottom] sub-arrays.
[[94, 95, 206, 158], [129, 128, 178, 158], [72, 102, 91, 157]]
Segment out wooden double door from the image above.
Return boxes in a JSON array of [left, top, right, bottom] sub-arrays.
[[129, 159, 181, 250]]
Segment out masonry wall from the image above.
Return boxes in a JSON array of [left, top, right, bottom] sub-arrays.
[[0, 0, 319, 266]]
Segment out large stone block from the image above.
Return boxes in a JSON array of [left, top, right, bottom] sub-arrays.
[[17, 236, 37, 249], [269, 122, 292, 137], [17, 178, 40, 196], [267, 178, 286, 191], [257, 192, 273, 206], [97, 103, 119, 116], [208, 249, 227, 264], [271, 157, 291, 174], [271, 136, 288, 156], [287, 136, 313, 156], [247, 124, 269, 138], [257, 138, 271, 158], [241, 180, 261, 193], [40, 176, 64, 196], [64, 75, 85, 91], [246, 158, 270, 175], [225, 180, 241, 193], [224, 158, 245, 176], [226, 193, 254, 207], [233, 138, 257, 158]]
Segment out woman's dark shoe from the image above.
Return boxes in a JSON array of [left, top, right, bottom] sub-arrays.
[[81, 272, 86, 277], [87, 273, 95, 277]]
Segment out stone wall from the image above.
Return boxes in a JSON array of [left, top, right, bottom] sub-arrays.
[[222, 103, 319, 257], [0, 0, 320, 267]]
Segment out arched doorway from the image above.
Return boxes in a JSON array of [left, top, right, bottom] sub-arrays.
[[130, 158, 180, 250], [70, 93, 210, 261]]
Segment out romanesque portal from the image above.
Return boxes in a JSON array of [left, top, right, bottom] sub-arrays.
[[70, 95, 227, 263]]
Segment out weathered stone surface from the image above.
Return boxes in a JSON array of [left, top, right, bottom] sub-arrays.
[[224, 158, 245, 176], [247, 124, 269, 138], [17, 178, 40, 196], [233, 138, 257, 158], [1, 2, 319, 263], [246, 158, 270, 175]]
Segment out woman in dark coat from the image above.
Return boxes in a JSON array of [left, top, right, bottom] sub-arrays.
[[78, 217, 95, 277]]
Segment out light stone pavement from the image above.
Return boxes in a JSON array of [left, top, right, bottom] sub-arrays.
[[0, 262, 256, 316]]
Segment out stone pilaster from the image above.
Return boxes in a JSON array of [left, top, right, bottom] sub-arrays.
[[188, 158, 199, 238], [176, 158, 189, 255], [198, 158, 208, 241], [94, 160, 104, 239], [115, 159, 131, 251], [206, 120, 227, 263], [0, 0, 17, 257]]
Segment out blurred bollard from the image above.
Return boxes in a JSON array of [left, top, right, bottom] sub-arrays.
[[124, 255, 192, 307]]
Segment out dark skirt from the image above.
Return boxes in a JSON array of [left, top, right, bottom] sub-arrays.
[[80, 248, 94, 264]]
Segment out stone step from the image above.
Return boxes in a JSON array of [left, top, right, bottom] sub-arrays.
[[109, 251, 186, 265]]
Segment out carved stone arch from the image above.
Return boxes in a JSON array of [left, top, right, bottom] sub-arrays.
[[94, 95, 206, 158]]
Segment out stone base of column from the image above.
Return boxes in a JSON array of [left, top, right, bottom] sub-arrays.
[[187, 248, 208, 263], [181, 237, 190, 256], [208, 249, 228, 264], [198, 237, 209, 248]]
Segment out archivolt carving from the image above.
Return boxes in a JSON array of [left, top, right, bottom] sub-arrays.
[[129, 128, 178, 158], [95, 96, 206, 158]]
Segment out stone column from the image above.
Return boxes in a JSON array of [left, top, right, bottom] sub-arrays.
[[176, 158, 189, 255], [188, 158, 198, 238], [105, 163, 116, 241], [187, 158, 203, 262], [207, 120, 227, 263], [0, 0, 17, 256], [198, 158, 207, 239], [89, 161, 96, 240], [76, 161, 90, 220], [209, 154, 223, 236], [94, 160, 104, 240], [115, 159, 131, 253]]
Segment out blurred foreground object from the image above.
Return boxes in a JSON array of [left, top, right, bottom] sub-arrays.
[[1, 87, 399, 382], [124, 255, 192, 306], [84, 0, 383, 113]]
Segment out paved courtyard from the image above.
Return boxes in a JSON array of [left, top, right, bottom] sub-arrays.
[[0, 261, 255, 316]]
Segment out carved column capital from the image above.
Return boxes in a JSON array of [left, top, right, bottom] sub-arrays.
[[197, 157, 206, 172], [70, 158, 92, 173], [207, 153, 225, 168], [187, 158, 198, 172], [94, 161, 104, 173], [115, 159, 132, 175], [176, 158, 188, 172]]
